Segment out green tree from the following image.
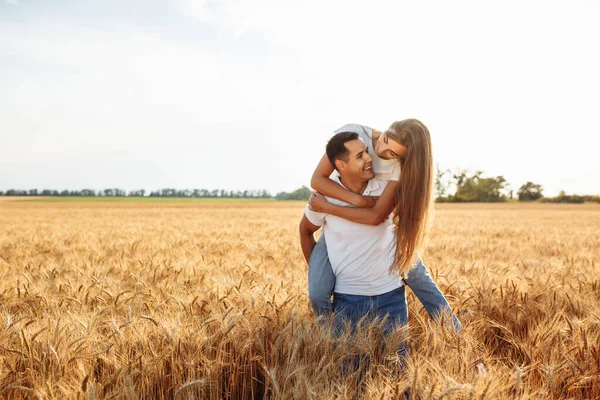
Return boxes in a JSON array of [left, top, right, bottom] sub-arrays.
[[517, 182, 544, 201], [434, 163, 451, 199], [454, 170, 510, 202], [81, 189, 96, 196]]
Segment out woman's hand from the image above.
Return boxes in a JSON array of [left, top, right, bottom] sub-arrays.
[[308, 192, 330, 213]]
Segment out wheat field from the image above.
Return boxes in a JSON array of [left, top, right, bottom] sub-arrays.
[[0, 199, 599, 399]]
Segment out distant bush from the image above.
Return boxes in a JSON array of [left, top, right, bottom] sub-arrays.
[[540, 195, 584, 204], [539, 191, 600, 204], [584, 195, 600, 203]]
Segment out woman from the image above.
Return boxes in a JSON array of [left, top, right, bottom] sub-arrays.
[[308, 119, 461, 329]]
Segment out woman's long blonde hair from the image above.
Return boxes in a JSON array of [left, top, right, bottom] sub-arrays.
[[386, 119, 434, 276]]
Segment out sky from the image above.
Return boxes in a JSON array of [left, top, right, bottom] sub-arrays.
[[1, 0, 599, 196]]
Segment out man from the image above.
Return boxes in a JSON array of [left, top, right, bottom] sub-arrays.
[[299, 131, 460, 333], [299, 131, 408, 333]]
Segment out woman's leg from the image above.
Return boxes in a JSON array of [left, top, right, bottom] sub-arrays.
[[403, 257, 462, 331], [307, 234, 336, 319]]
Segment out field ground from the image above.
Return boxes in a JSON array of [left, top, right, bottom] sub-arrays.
[[0, 201, 599, 398]]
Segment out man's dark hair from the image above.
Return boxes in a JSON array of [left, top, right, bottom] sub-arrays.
[[326, 131, 359, 170]]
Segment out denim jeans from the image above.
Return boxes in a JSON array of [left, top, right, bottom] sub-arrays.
[[307, 234, 462, 330], [332, 286, 408, 335], [403, 257, 462, 330], [333, 286, 410, 371], [307, 234, 335, 318]]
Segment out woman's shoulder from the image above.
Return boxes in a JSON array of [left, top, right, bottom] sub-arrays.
[[333, 123, 374, 137]]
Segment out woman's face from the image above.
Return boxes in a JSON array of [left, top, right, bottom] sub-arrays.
[[375, 130, 407, 160]]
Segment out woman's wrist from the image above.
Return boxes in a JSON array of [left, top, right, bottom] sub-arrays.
[[350, 193, 364, 207], [320, 201, 334, 213]]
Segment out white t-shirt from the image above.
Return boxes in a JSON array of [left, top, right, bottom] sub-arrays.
[[305, 176, 402, 296], [334, 123, 401, 182]]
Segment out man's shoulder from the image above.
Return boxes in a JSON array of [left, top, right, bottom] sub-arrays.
[[304, 204, 326, 227]]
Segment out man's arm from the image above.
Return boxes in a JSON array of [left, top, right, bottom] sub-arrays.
[[299, 215, 321, 263]]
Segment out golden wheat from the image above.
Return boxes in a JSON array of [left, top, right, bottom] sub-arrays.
[[0, 200, 599, 399]]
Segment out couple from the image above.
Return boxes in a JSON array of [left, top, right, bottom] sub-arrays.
[[299, 120, 461, 337]]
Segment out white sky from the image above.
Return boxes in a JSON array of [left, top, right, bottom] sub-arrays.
[[1, 0, 599, 196]]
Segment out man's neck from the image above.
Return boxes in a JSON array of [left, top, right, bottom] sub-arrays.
[[339, 175, 369, 195]]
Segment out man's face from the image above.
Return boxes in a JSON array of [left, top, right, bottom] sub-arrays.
[[337, 139, 375, 181]]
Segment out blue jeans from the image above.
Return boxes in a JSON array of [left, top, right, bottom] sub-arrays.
[[333, 286, 410, 371], [307, 234, 462, 330], [307, 234, 333, 318], [332, 286, 408, 335]]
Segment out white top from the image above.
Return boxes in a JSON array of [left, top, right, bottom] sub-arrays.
[[305, 176, 402, 296], [334, 123, 401, 181]]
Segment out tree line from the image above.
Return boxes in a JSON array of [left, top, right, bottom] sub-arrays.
[[434, 167, 599, 203], [0, 187, 318, 200], [1, 168, 598, 203], [0, 188, 272, 199]]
